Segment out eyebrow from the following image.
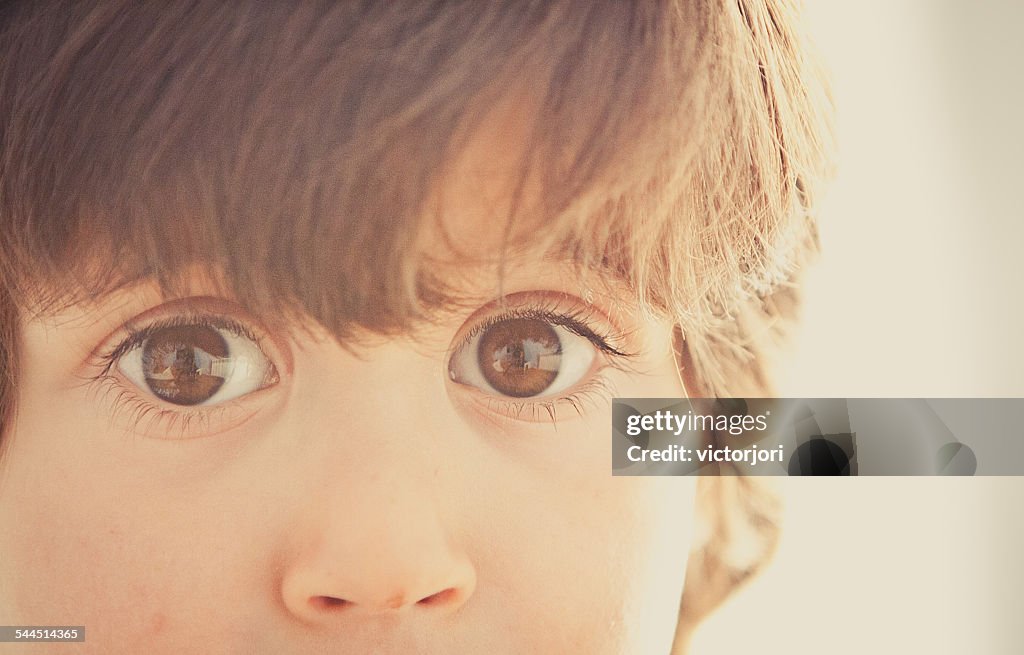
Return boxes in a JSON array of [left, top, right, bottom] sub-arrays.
[[24, 246, 637, 350], [420, 251, 629, 298]]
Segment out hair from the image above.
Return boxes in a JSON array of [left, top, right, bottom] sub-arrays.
[[0, 1, 832, 651]]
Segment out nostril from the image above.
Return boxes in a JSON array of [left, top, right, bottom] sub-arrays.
[[306, 589, 460, 613], [416, 587, 460, 606], [310, 596, 352, 610]]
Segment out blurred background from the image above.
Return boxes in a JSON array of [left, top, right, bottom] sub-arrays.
[[779, 0, 1023, 397], [696, 2, 1024, 652]]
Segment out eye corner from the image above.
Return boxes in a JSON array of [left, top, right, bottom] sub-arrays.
[[446, 298, 626, 423], [83, 306, 291, 438]]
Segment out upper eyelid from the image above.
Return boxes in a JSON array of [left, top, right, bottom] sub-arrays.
[[462, 308, 627, 355], [89, 293, 631, 381], [97, 315, 256, 370], [453, 297, 639, 359], [90, 306, 288, 381], [115, 314, 259, 354]]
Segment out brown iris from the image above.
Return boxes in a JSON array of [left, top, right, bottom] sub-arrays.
[[477, 318, 563, 397], [141, 325, 229, 405]]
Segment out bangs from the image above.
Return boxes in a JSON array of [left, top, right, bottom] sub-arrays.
[[1, 0, 832, 393], [1, 1, 702, 330]]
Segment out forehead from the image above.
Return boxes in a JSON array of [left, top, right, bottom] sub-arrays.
[[416, 89, 547, 261], [18, 93, 630, 343], [1, 3, 677, 337]]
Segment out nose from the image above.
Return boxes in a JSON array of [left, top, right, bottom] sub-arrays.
[[277, 448, 479, 621], [278, 443, 479, 620], [280, 514, 477, 621], [277, 343, 479, 623]]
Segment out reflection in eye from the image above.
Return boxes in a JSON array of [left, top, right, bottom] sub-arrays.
[[117, 322, 278, 406], [450, 317, 597, 398]]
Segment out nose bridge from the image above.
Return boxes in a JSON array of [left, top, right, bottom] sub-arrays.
[[318, 421, 452, 574], [279, 341, 477, 620], [293, 338, 450, 464], [314, 338, 449, 439]]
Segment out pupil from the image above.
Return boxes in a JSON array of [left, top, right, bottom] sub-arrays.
[[142, 325, 230, 406], [477, 318, 562, 397]]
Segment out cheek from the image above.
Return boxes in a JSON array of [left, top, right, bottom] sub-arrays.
[[467, 412, 695, 653], [461, 337, 693, 651], [0, 387, 266, 653], [613, 481, 697, 653], [0, 322, 695, 653]]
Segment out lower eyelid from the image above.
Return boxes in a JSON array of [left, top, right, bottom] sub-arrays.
[[451, 368, 618, 426], [89, 371, 274, 440]]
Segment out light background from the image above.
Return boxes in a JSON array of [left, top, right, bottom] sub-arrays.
[[695, 2, 1024, 653]]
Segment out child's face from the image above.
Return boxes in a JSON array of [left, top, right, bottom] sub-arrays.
[[0, 118, 697, 655]]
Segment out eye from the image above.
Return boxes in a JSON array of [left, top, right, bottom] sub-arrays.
[[117, 323, 278, 406], [449, 317, 597, 398]]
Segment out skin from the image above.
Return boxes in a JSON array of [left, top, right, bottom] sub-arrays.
[[0, 99, 698, 654], [0, 266, 695, 654]]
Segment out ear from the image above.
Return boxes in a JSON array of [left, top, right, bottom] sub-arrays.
[[673, 476, 783, 650], [670, 330, 784, 652]]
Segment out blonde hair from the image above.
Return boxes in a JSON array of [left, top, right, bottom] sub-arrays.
[[0, 1, 832, 650]]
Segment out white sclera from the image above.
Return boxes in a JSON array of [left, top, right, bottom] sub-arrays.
[[450, 323, 596, 397], [118, 328, 275, 406]]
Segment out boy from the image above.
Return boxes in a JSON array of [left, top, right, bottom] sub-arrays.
[[0, 1, 831, 652]]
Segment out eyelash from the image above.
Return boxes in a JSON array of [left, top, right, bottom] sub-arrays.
[[457, 304, 634, 359], [477, 376, 619, 425], [453, 300, 638, 424], [95, 314, 262, 378], [86, 299, 636, 437], [87, 314, 270, 438]]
